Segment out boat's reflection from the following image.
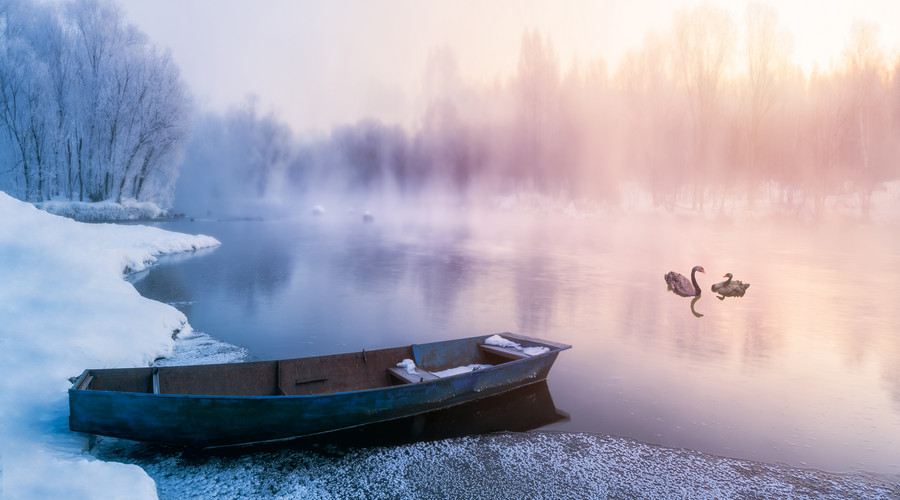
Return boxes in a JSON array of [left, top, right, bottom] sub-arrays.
[[239, 380, 568, 452], [93, 380, 567, 463]]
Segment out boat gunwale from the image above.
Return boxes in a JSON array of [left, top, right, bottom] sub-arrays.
[[69, 334, 571, 447], [69, 334, 572, 399]]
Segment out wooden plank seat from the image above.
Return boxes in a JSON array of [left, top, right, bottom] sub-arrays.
[[387, 366, 439, 384], [478, 343, 530, 361]]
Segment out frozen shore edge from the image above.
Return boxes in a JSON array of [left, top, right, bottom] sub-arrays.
[[106, 311, 900, 499], [0, 192, 220, 499], [4, 193, 898, 498], [94, 428, 899, 499]]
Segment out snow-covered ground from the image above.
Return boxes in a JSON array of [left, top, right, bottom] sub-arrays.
[[96, 432, 898, 499], [34, 197, 171, 222], [1, 190, 897, 499], [0, 192, 220, 498]]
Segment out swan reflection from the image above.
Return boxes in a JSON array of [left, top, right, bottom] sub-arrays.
[[690, 295, 703, 318], [664, 265, 706, 317]]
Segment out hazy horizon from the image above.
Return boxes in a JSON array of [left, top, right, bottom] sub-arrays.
[[119, 0, 900, 134]]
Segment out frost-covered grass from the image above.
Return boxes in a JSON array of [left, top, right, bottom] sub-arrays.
[[0, 191, 219, 498], [34, 197, 170, 221], [95, 431, 898, 499]]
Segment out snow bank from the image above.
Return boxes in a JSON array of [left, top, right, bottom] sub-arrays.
[[0, 191, 220, 498], [35, 197, 168, 222]]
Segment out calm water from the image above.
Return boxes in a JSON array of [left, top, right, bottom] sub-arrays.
[[132, 209, 900, 478]]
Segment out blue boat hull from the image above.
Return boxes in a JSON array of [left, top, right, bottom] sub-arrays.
[[69, 334, 570, 447]]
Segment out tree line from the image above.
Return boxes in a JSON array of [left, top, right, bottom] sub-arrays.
[[3, 1, 897, 217], [0, 0, 190, 205], [181, 3, 900, 218]]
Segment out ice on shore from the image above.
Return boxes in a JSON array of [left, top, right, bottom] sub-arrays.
[[2, 190, 897, 498], [94, 431, 899, 499]]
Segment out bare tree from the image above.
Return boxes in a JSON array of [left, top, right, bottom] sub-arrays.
[[842, 20, 888, 218], [0, 0, 190, 206], [618, 32, 687, 208], [670, 4, 736, 209], [742, 1, 792, 205], [514, 29, 560, 190], [0, 1, 41, 201], [803, 70, 850, 218]]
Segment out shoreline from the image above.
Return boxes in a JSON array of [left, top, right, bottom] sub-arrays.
[[92, 429, 899, 499], [123, 328, 900, 497]]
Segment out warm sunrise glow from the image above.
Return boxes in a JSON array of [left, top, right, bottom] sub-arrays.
[[4, 2, 900, 494], [118, 0, 900, 133]]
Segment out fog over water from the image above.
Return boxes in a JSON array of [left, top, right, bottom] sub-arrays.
[[168, 2, 900, 224], [132, 204, 900, 478], [121, 0, 900, 483]]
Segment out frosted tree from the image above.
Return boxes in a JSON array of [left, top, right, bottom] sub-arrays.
[[0, 0, 47, 201], [618, 32, 686, 207], [742, 1, 792, 204], [416, 48, 487, 195], [514, 29, 560, 190], [841, 20, 888, 218], [803, 70, 849, 218], [670, 4, 736, 209], [0, 0, 190, 206]]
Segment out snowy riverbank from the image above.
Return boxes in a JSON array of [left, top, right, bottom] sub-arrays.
[[34, 197, 172, 222], [0, 192, 219, 498], [1, 191, 897, 498], [96, 432, 899, 499]]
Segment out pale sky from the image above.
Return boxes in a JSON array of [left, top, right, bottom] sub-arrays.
[[118, 0, 900, 134]]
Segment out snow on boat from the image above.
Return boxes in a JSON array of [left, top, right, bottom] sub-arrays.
[[69, 333, 571, 447]]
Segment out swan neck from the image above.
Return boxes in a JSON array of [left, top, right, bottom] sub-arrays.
[[690, 269, 700, 294]]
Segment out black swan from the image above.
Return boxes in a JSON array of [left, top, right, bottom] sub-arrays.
[[711, 273, 749, 298], [664, 266, 705, 297]]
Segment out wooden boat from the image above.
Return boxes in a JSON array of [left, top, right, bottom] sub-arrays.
[[216, 380, 569, 451], [69, 333, 571, 447]]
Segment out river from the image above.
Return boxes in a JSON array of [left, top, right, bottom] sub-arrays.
[[129, 207, 900, 479]]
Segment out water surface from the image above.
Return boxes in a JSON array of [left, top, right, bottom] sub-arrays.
[[132, 210, 900, 478]]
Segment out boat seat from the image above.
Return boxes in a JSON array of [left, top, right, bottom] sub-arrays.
[[478, 343, 530, 361], [387, 366, 439, 384]]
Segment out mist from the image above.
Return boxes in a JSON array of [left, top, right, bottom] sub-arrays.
[[174, 3, 900, 222]]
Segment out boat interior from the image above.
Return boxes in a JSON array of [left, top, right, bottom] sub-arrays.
[[72, 339, 537, 397]]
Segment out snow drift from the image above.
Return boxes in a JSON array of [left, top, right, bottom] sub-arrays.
[[0, 191, 219, 498]]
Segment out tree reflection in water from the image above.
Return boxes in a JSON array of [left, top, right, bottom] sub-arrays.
[[130, 214, 900, 477]]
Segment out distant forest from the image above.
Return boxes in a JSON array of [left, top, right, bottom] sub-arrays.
[[0, 0, 189, 205], [181, 3, 900, 218], [3, 1, 899, 218]]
